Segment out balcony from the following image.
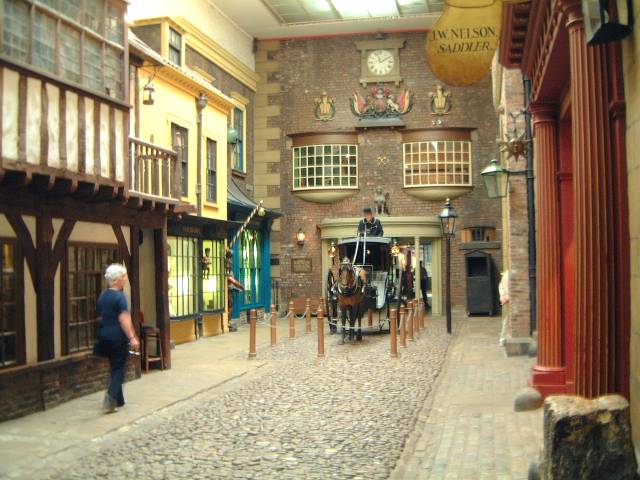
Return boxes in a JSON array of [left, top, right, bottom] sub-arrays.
[[129, 137, 181, 202]]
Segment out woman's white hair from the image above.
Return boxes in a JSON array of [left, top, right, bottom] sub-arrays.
[[105, 263, 127, 286]]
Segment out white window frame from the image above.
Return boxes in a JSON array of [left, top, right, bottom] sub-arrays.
[[403, 140, 472, 188], [230, 106, 246, 174], [292, 144, 358, 190]]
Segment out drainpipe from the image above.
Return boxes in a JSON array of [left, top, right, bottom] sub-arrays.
[[195, 93, 208, 217], [523, 76, 537, 336]]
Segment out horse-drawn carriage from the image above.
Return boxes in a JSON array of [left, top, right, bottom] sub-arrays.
[[325, 234, 399, 343]]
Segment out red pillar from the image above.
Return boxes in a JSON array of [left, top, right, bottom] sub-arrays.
[[529, 104, 567, 396], [562, 0, 628, 397]]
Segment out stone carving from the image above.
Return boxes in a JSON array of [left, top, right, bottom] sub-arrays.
[[534, 395, 638, 480], [429, 85, 452, 115], [350, 86, 413, 119], [373, 187, 391, 216], [497, 109, 531, 161], [314, 91, 336, 122]]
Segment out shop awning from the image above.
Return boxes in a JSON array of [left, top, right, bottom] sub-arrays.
[[227, 178, 282, 218]]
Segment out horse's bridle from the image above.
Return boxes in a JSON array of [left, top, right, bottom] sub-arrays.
[[337, 263, 360, 296]]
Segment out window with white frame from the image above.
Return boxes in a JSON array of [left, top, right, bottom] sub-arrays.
[[2, 0, 126, 100], [168, 27, 182, 65], [293, 144, 358, 189], [403, 141, 472, 187], [231, 107, 245, 172]]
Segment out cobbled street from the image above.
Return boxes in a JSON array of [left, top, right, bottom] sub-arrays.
[[46, 322, 450, 480]]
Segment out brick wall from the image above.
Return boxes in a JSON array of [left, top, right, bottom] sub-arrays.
[[0, 355, 138, 422], [256, 33, 502, 311]]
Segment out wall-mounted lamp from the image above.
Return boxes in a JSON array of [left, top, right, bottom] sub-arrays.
[[296, 228, 306, 246], [583, 0, 633, 44], [481, 158, 510, 199], [391, 240, 400, 257], [142, 79, 155, 105]]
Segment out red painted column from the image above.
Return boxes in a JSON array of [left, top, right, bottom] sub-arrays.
[[529, 104, 567, 396], [562, 1, 624, 398]]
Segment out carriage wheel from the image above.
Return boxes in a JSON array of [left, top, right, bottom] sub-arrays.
[[326, 270, 338, 333]]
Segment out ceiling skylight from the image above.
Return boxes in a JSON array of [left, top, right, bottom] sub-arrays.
[[263, 0, 444, 24]]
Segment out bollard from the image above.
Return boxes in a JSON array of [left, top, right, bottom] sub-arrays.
[[390, 308, 398, 358], [400, 305, 407, 348], [408, 301, 415, 341], [414, 302, 420, 339], [270, 303, 277, 347], [317, 305, 325, 358], [421, 300, 426, 329], [306, 298, 312, 335], [289, 300, 295, 339], [248, 308, 257, 359], [368, 308, 373, 327], [414, 300, 421, 332]]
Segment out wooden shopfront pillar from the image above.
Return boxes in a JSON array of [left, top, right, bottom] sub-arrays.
[[563, 0, 629, 398], [530, 104, 567, 395]]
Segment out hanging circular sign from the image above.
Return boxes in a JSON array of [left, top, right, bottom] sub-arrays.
[[425, 0, 503, 86]]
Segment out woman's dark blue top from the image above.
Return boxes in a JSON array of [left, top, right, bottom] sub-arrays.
[[96, 289, 129, 344]]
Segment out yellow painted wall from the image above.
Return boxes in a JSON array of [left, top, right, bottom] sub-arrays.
[[624, 0, 640, 459], [136, 71, 229, 220]]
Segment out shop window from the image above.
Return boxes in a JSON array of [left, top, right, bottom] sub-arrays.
[[201, 239, 224, 312], [292, 144, 358, 190], [206, 138, 217, 203], [240, 230, 261, 305], [460, 227, 497, 243], [171, 123, 189, 197], [64, 244, 119, 354], [403, 141, 472, 187], [168, 236, 199, 318], [232, 108, 245, 173], [2, 0, 126, 99], [0, 240, 23, 368], [168, 27, 182, 65]]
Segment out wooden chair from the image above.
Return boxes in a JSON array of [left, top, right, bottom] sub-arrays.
[[142, 326, 164, 372]]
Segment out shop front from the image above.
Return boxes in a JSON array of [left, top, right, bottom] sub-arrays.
[[167, 217, 237, 344]]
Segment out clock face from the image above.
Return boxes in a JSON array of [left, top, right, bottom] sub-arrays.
[[367, 49, 395, 76]]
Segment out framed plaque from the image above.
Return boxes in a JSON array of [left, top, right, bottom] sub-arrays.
[[291, 257, 313, 274]]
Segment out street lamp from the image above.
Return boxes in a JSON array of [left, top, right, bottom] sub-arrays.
[[582, 0, 633, 45], [439, 198, 457, 334], [296, 228, 306, 246], [481, 158, 510, 199]]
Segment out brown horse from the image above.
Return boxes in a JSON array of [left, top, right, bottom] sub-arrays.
[[337, 258, 368, 343]]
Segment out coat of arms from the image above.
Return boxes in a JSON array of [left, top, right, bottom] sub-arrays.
[[350, 86, 414, 119], [429, 85, 452, 115], [314, 91, 336, 122]]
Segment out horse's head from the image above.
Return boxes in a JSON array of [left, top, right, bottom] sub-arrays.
[[339, 257, 356, 288]]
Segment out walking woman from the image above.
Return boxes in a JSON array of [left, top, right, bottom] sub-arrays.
[[95, 264, 139, 413]]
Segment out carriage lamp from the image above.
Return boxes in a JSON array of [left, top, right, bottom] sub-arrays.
[[257, 200, 266, 217], [583, 0, 633, 44], [328, 241, 337, 258], [391, 240, 400, 257], [296, 228, 306, 246], [439, 199, 457, 335], [142, 79, 155, 105]]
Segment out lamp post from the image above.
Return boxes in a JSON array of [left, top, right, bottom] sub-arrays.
[[195, 92, 208, 217], [439, 198, 457, 334]]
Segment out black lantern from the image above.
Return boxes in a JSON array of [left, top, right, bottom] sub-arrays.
[[142, 79, 155, 105], [439, 198, 457, 238], [481, 158, 510, 199], [583, 0, 633, 44]]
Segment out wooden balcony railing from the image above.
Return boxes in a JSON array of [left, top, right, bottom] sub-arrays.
[[129, 137, 181, 201]]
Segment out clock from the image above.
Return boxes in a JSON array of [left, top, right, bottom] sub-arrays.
[[356, 38, 405, 87], [367, 49, 395, 76]]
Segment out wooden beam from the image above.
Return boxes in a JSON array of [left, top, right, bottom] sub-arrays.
[[35, 214, 55, 361], [112, 224, 132, 272], [51, 218, 75, 271], [154, 221, 171, 369], [129, 225, 141, 377], [5, 213, 37, 288]]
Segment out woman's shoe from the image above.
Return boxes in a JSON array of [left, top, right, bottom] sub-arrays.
[[102, 394, 117, 414]]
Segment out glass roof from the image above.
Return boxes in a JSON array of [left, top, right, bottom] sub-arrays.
[[262, 0, 444, 24]]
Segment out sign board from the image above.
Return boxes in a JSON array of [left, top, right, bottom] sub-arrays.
[[291, 257, 313, 274], [425, 0, 503, 86]]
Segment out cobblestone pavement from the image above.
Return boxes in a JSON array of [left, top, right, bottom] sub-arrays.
[[45, 319, 450, 480], [391, 317, 543, 480]]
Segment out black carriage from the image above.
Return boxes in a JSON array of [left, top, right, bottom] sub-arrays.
[[325, 235, 398, 334]]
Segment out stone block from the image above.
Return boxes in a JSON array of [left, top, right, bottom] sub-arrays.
[[504, 337, 532, 356], [514, 387, 543, 412], [540, 395, 638, 480]]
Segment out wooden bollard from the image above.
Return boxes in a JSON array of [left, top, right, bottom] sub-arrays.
[[413, 302, 420, 339], [414, 300, 421, 332], [306, 298, 312, 335], [408, 301, 415, 341], [390, 309, 398, 358], [421, 301, 426, 329], [368, 308, 373, 327], [270, 303, 277, 347], [400, 305, 407, 348], [317, 305, 325, 358], [289, 300, 295, 339], [248, 308, 257, 359]]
